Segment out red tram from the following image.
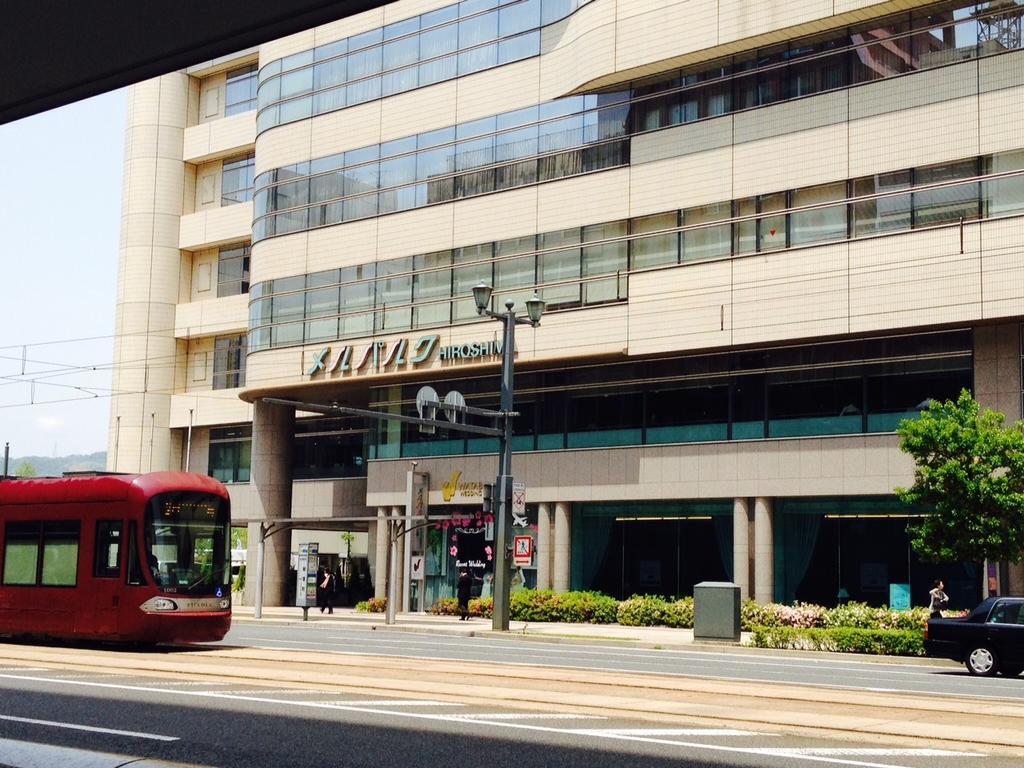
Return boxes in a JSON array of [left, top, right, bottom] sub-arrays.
[[0, 472, 232, 643]]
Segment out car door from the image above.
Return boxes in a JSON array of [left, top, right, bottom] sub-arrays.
[[984, 600, 1023, 666]]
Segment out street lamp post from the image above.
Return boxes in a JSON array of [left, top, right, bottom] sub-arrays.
[[473, 283, 544, 631]]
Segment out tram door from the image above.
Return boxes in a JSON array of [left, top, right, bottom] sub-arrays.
[[86, 520, 123, 636]]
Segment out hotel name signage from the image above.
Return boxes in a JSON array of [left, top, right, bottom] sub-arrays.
[[307, 334, 506, 378]]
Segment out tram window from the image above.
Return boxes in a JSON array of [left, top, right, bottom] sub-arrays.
[[40, 522, 79, 586], [2, 522, 39, 585], [94, 521, 122, 578], [2, 521, 79, 587], [126, 522, 146, 586]]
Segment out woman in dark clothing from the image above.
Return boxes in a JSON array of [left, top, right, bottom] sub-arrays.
[[457, 569, 473, 621], [316, 566, 335, 614]]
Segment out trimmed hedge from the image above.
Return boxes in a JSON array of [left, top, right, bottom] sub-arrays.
[[750, 626, 925, 656], [617, 595, 694, 627], [429, 590, 616, 623]]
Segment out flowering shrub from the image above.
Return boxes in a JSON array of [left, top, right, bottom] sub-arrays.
[[429, 596, 493, 617], [617, 595, 669, 626], [751, 626, 925, 656], [355, 597, 387, 613], [509, 589, 616, 623], [661, 597, 694, 629]]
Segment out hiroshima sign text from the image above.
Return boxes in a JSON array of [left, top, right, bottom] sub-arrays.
[[307, 334, 506, 378]]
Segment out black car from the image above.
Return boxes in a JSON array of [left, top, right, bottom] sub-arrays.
[[925, 596, 1024, 677]]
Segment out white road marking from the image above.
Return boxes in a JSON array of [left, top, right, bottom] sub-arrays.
[[754, 748, 980, 757], [573, 728, 763, 737], [0, 673, 980, 768], [315, 700, 463, 707], [447, 713, 604, 721], [0, 713, 178, 741]]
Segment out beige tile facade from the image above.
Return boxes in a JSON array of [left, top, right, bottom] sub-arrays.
[[109, 0, 1024, 604]]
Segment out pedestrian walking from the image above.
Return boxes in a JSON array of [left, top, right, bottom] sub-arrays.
[[317, 566, 335, 614], [457, 568, 473, 621], [928, 579, 949, 619]]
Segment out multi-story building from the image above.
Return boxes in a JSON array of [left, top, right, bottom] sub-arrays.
[[110, 0, 1024, 609]]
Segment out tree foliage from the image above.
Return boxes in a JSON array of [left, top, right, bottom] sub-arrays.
[[896, 390, 1024, 564], [14, 461, 37, 477]]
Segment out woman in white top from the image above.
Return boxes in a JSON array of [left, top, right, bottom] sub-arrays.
[[928, 579, 949, 618]]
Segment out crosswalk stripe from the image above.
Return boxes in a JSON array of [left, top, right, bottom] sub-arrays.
[[572, 728, 762, 737]]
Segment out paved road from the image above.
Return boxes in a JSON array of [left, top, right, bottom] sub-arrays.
[[0, 661, 1006, 768], [219, 621, 1024, 703]]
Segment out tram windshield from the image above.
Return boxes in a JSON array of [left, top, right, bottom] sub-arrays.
[[144, 492, 230, 594]]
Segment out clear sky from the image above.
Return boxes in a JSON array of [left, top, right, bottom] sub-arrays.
[[0, 89, 127, 460]]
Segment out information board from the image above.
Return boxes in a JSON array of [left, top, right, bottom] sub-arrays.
[[296, 542, 319, 608]]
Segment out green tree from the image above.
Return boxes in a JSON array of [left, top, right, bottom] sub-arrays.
[[14, 461, 37, 477], [896, 390, 1024, 564]]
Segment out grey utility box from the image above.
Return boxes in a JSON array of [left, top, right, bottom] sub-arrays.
[[693, 581, 741, 642]]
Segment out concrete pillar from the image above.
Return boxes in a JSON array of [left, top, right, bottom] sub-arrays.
[[373, 507, 389, 599], [553, 501, 571, 592], [249, 399, 294, 606], [536, 503, 552, 590], [107, 73, 190, 473], [733, 498, 750, 600], [973, 323, 1022, 422], [754, 497, 774, 604]]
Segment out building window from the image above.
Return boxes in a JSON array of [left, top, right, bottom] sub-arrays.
[[208, 426, 251, 483], [225, 64, 258, 116], [213, 334, 247, 389], [217, 244, 251, 297], [222, 153, 255, 205]]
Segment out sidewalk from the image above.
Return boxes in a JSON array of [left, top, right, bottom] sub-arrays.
[[229, 604, 954, 666]]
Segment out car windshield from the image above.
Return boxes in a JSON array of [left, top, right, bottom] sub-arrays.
[[144, 492, 230, 594]]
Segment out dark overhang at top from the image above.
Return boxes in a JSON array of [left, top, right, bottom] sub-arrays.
[[0, 0, 394, 125]]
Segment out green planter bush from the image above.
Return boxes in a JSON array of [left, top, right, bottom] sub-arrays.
[[355, 597, 387, 613], [750, 626, 925, 656]]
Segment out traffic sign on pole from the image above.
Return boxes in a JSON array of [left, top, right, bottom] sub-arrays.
[[513, 535, 533, 567], [512, 481, 527, 526]]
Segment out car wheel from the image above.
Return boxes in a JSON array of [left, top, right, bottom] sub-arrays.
[[999, 665, 1023, 678], [965, 646, 999, 677]]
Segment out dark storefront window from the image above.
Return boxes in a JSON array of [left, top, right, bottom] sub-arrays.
[[572, 502, 733, 599], [774, 497, 981, 609]]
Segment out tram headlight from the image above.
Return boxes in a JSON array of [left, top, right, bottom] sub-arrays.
[[218, 599, 230, 610], [141, 597, 179, 613]]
